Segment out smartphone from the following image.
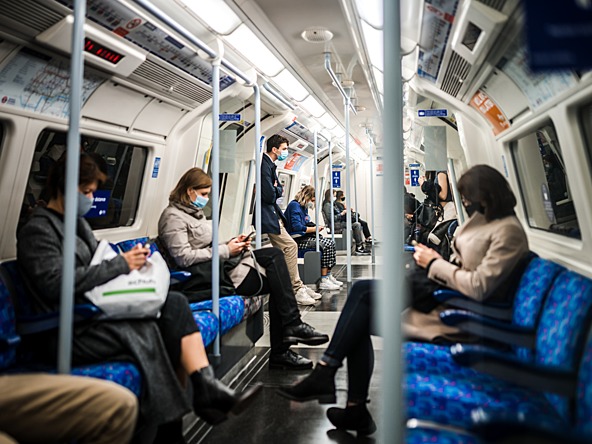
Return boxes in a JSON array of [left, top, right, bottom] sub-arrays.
[[246, 231, 256, 242]]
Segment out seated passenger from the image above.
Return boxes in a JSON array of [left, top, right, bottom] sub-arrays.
[[17, 154, 262, 442], [284, 185, 343, 290], [334, 190, 375, 244], [157, 168, 329, 370], [277, 165, 530, 434], [321, 189, 370, 255], [0, 373, 137, 444]]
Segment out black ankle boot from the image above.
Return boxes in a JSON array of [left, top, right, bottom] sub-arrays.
[[190, 366, 263, 425], [276, 363, 337, 404], [327, 403, 377, 436]]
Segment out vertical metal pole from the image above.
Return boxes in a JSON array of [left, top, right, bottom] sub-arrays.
[[379, 0, 405, 443], [240, 160, 255, 233], [254, 85, 262, 250], [211, 56, 221, 360], [58, 0, 85, 374], [448, 158, 464, 224], [369, 135, 376, 266], [313, 131, 320, 252], [344, 90, 352, 283], [328, 141, 335, 244], [353, 161, 359, 223]]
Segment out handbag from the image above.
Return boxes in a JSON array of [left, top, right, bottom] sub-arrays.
[[406, 261, 442, 313], [84, 240, 170, 319]]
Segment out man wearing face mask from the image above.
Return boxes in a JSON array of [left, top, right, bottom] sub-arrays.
[[256, 134, 321, 306]]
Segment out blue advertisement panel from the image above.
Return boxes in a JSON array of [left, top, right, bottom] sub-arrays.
[[85, 189, 111, 219], [524, 0, 592, 70]]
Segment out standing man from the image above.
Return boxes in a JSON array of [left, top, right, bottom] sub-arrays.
[[258, 134, 321, 305]]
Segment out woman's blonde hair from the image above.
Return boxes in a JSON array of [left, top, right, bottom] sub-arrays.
[[169, 167, 212, 206], [294, 185, 316, 206]]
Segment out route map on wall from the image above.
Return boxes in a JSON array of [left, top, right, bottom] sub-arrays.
[[0, 49, 104, 119]]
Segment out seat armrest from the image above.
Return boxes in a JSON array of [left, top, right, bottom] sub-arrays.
[[17, 304, 102, 335], [440, 309, 535, 348], [433, 289, 513, 321], [470, 409, 588, 443], [170, 270, 191, 284], [450, 344, 577, 396]]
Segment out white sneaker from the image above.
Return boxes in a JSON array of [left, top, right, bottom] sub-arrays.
[[318, 278, 341, 290], [295, 287, 317, 305], [306, 286, 323, 300], [328, 275, 344, 287]]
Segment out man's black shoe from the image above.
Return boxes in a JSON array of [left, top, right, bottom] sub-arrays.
[[269, 350, 313, 370], [283, 322, 330, 346]]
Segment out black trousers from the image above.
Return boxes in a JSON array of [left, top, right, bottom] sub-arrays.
[[358, 217, 372, 238], [235, 247, 301, 354]]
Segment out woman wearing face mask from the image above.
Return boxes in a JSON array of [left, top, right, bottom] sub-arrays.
[[158, 168, 329, 371], [277, 165, 530, 434], [17, 154, 262, 443], [334, 190, 374, 244], [284, 185, 342, 291]]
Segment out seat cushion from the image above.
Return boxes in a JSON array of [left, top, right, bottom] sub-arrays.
[[192, 311, 219, 347], [190, 296, 245, 335], [406, 426, 481, 444], [71, 362, 142, 397]]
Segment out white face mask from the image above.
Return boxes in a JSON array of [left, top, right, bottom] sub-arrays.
[[78, 192, 93, 217], [306, 202, 314, 209]]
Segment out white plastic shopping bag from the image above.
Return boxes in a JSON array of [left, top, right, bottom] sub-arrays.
[[85, 240, 170, 319]]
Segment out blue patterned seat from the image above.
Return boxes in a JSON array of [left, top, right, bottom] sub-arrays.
[[0, 261, 142, 397], [192, 311, 218, 347], [190, 295, 245, 335], [405, 270, 592, 432], [404, 258, 565, 376]]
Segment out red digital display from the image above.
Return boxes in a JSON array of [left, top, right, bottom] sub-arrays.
[[84, 38, 124, 64]]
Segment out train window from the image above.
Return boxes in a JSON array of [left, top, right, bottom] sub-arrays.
[[511, 123, 580, 239], [19, 130, 147, 231]]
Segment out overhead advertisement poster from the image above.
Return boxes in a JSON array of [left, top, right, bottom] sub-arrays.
[[57, 0, 235, 90], [417, 0, 459, 82], [469, 90, 511, 135], [499, 40, 578, 109], [0, 50, 103, 119]]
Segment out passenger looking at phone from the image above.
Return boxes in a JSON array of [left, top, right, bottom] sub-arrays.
[[158, 168, 330, 370], [321, 189, 370, 255], [16, 154, 262, 442], [277, 165, 530, 434], [255, 134, 322, 305], [334, 190, 375, 244], [284, 185, 343, 290]]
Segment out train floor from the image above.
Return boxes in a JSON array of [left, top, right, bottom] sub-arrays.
[[195, 253, 382, 444]]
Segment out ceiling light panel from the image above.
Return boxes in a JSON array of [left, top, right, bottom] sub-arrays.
[[225, 24, 284, 76], [273, 69, 309, 101], [300, 95, 326, 118], [355, 0, 383, 29], [361, 21, 384, 71], [180, 0, 241, 35], [318, 113, 338, 129]]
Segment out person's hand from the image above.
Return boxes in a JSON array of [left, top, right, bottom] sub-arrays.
[[227, 237, 246, 256], [413, 243, 442, 269], [319, 225, 325, 231], [122, 244, 149, 271], [340, 210, 347, 216]]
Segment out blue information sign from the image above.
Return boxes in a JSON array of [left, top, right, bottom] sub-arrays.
[[332, 171, 341, 188], [152, 157, 161, 178], [410, 169, 420, 187], [219, 113, 241, 122], [418, 109, 448, 117], [85, 190, 111, 219]]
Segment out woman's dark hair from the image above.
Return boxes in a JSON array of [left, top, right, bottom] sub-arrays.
[[46, 153, 107, 199], [170, 167, 212, 206], [323, 188, 333, 204], [457, 164, 516, 221], [335, 190, 344, 200]]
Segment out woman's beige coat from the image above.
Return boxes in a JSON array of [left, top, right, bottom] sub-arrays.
[[158, 201, 261, 288], [403, 212, 529, 342]]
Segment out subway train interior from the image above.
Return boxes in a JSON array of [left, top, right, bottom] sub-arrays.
[[1, 0, 592, 443]]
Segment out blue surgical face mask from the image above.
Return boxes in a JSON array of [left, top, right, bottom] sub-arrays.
[[78, 192, 94, 217], [277, 149, 289, 161], [192, 195, 209, 209]]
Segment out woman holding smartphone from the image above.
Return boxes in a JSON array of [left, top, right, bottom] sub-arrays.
[[158, 168, 329, 370], [284, 185, 342, 290]]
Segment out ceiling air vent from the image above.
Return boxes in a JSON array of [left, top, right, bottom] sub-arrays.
[[0, 0, 64, 36], [477, 0, 506, 12], [130, 59, 212, 107], [440, 51, 471, 97]]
